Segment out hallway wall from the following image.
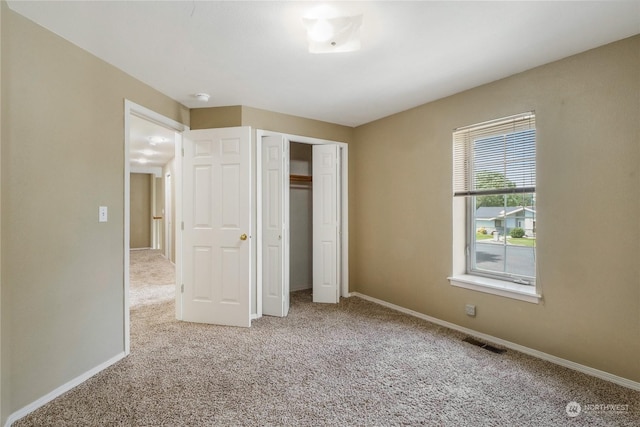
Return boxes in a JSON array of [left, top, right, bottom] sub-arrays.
[[130, 173, 152, 249]]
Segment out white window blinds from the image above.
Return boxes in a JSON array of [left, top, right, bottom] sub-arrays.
[[453, 112, 536, 197]]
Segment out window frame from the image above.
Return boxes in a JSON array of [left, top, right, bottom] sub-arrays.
[[449, 112, 540, 303]]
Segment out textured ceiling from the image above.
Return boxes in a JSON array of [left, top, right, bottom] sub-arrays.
[[7, 1, 640, 127]]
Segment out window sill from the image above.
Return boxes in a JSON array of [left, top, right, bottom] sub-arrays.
[[448, 274, 541, 304]]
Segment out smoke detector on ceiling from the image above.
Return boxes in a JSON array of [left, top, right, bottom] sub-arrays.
[[194, 93, 211, 102]]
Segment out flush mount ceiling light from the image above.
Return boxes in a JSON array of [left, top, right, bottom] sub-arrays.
[[303, 5, 363, 54], [147, 136, 167, 145], [137, 158, 148, 164], [194, 93, 211, 102]]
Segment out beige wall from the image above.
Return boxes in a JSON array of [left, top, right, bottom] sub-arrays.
[[130, 173, 152, 249], [190, 105, 354, 142], [351, 35, 640, 382], [241, 106, 354, 143], [190, 105, 242, 129], [1, 7, 188, 423]]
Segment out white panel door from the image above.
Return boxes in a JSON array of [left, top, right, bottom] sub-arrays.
[[261, 135, 289, 317], [181, 127, 251, 327], [312, 144, 341, 304]]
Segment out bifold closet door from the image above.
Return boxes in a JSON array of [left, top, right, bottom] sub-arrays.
[[261, 135, 289, 317], [312, 144, 341, 304]]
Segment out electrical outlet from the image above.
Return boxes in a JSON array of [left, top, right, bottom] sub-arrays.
[[465, 304, 476, 317]]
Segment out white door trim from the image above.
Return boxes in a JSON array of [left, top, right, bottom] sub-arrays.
[[123, 100, 188, 354], [256, 130, 349, 318], [164, 171, 172, 260]]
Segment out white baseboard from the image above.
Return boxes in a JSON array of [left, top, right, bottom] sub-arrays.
[[349, 292, 640, 392], [4, 352, 126, 427]]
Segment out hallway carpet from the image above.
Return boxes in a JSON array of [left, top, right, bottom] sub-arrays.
[[129, 249, 175, 307], [13, 291, 640, 426]]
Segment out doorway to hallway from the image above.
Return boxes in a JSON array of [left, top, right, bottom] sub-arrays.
[[129, 249, 175, 307], [124, 100, 187, 354]]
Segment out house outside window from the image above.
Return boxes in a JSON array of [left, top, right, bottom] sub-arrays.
[[450, 112, 539, 302]]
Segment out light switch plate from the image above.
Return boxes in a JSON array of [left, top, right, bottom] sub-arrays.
[[99, 206, 108, 222]]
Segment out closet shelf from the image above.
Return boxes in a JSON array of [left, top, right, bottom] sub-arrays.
[[290, 174, 312, 183]]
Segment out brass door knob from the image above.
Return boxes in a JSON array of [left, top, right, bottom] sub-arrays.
[[240, 233, 248, 241]]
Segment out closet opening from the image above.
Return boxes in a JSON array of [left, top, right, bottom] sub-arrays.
[[257, 130, 349, 319], [289, 142, 313, 293]]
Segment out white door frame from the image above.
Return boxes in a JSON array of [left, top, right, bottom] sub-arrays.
[[164, 171, 172, 260], [256, 129, 349, 318], [123, 100, 188, 354]]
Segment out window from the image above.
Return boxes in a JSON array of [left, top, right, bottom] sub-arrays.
[[450, 113, 538, 301]]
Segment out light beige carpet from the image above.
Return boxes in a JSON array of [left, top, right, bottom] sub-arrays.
[[13, 289, 640, 426], [129, 249, 175, 307]]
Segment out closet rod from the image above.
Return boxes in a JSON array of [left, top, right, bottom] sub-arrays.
[[290, 174, 312, 183]]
